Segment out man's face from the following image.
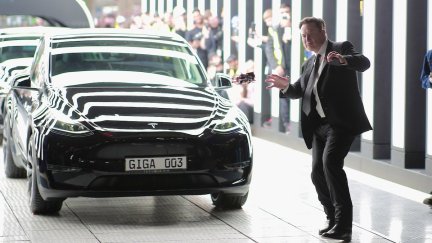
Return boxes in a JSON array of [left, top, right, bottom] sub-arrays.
[[264, 17, 272, 27], [300, 23, 326, 53], [193, 13, 203, 25], [209, 17, 219, 28], [280, 13, 291, 27], [228, 60, 238, 69], [279, 7, 290, 26]]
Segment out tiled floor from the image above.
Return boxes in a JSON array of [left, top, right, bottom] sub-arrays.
[[0, 137, 431, 243]]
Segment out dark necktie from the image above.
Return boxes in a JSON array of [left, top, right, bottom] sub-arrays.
[[302, 54, 321, 115]]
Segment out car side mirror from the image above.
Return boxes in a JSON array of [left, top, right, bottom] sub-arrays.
[[214, 73, 232, 90], [12, 74, 31, 88]]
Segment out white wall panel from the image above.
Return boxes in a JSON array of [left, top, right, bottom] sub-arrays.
[[177, 0, 184, 9], [336, 0, 347, 41], [253, 0, 263, 114], [361, 0, 375, 141], [141, 0, 147, 14], [198, 1, 205, 13], [158, 0, 165, 16], [391, 0, 407, 149], [187, 0, 194, 29], [149, 0, 156, 16], [222, 0, 231, 60], [166, 1, 173, 13], [313, 0, 323, 18], [270, 0, 280, 118], [238, 1, 247, 68], [289, 0, 302, 122], [211, 0, 218, 16]]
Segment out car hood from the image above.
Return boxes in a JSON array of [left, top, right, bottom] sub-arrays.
[[54, 86, 230, 134]]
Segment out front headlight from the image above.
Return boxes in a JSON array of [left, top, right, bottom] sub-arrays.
[[52, 111, 92, 135], [211, 108, 243, 134]]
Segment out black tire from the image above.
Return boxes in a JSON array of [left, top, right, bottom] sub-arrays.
[[27, 148, 63, 215], [211, 191, 249, 209], [3, 136, 26, 178]]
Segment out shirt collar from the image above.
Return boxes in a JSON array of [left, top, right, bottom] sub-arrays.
[[315, 39, 328, 57]]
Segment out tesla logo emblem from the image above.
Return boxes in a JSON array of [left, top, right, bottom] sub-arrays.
[[148, 123, 158, 128]]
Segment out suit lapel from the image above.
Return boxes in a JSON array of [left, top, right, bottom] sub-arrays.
[[319, 41, 333, 78], [316, 41, 334, 87]]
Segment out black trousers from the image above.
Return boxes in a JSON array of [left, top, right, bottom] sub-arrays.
[[311, 120, 355, 229]]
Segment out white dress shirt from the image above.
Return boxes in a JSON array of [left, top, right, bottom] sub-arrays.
[[313, 40, 328, 118]]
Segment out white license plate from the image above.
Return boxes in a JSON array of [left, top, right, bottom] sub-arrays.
[[125, 156, 187, 172]]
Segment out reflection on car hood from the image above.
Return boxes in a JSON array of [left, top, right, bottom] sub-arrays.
[[0, 57, 33, 68], [54, 86, 229, 134], [0, 57, 33, 82], [51, 71, 202, 88]]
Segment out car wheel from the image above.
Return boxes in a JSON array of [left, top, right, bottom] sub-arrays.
[[3, 135, 26, 178], [27, 144, 63, 215], [211, 191, 249, 209]]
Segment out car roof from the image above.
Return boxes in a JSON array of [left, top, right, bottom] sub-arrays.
[[46, 28, 186, 43], [0, 26, 69, 36]]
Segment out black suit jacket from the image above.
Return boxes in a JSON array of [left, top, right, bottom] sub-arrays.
[[281, 40, 372, 149]]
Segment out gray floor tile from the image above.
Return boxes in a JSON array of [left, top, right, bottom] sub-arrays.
[[26, 229, 96, 241], [0, 235, 29, 242]]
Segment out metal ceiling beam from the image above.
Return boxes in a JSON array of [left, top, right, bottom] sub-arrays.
[[0, 0, 94, 28]]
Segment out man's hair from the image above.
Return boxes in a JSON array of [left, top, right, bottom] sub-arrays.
[[280, 3, 291, 11], [263, 9, 272, 20], [192, 8, 201, 14], [299, 17, 326, 30]]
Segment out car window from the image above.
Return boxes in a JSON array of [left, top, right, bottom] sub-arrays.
[[0, 45, 37, 62], [0, 36, 40, 62], [50, 39, 207, 87]]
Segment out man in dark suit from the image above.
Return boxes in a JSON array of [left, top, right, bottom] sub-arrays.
[[265, 17, 371, 242]]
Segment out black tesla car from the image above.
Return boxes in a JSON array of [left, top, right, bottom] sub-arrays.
[[3, 29, 252, 214]]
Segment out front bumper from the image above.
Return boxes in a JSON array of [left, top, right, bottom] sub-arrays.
[[35, 130, 252, 200]]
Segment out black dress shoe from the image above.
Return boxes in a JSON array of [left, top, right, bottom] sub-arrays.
[[318, 220, 335, 235], [321, 224, 352, 242], [423, 196, 432, 207]]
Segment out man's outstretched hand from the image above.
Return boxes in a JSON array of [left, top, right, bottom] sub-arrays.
[[326, 51, 347, 65], [265, 74, 290, 90]]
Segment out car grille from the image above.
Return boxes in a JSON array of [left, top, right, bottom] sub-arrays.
[[95, 142, 195, 159], [88, 174, 218, 190]]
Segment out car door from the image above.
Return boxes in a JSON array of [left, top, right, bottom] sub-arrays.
[[9, 74, 39, 165], [9, 37, 46, 165]]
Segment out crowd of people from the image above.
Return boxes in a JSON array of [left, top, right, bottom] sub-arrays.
[[246, 3, 293, 131], [96, 6, 225, 77]]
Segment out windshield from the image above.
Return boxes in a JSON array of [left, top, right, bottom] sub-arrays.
[[50, 39, 207, 87]]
